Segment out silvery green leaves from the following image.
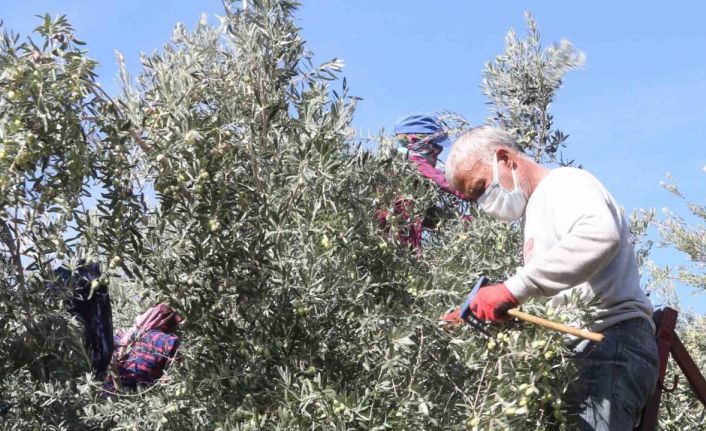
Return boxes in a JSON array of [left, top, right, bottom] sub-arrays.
[[658, 175, 706, 278], [118, 3, 575, 429], [641, 173, 706, 331], [629, 124, 706, 429], [482, 12, 585, 164], [10, 3, 706, 431], [0, 5, 576, 429], [0, 14, 143, 430], [0, 13, 145, 286]]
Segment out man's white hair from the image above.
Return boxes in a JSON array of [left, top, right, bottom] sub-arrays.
[[445, 126, 525, 191]]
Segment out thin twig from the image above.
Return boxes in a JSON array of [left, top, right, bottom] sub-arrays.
[[406, 328, 424, 395], [0, 219, 23, 287]]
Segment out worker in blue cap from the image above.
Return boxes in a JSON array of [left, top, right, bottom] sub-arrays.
[[393, 114, 466, 200], [376, 114, 468, 250]]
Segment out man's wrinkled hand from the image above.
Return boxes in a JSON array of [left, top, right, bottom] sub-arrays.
[[469, 283, 519, 322]]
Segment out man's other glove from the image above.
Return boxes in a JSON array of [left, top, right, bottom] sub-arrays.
[[440, 308, 463, 324], [470, 283, 519, 322]]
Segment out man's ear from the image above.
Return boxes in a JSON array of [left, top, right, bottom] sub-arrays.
[[495, 147, 512, 167]]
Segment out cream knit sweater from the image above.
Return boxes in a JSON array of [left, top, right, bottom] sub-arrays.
[[505, 167, 655, 332]]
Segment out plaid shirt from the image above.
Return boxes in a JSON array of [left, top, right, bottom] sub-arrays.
[[108, 329, 179, 390]]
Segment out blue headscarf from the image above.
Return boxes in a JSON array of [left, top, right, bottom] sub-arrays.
[[394, 114, 451, 165]]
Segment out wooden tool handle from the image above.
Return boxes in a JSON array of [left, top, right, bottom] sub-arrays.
[[507, 309, 605, 343]]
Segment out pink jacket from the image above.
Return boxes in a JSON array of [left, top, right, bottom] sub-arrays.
[[376, 154, 468, 251], [407, 153, 466, 200]]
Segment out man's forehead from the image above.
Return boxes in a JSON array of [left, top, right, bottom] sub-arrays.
[[464, 157, 489, 179], [455, 156, 492, 200]]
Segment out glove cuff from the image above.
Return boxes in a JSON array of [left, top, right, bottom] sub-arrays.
[[505, 275, 532, 303]]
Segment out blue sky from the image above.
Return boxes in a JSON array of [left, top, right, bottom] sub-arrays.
[[3, 1, 705, 312]]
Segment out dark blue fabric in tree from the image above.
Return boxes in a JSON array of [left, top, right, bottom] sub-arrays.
[[51, 262, 114, 376]]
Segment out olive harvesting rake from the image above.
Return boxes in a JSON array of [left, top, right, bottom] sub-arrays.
[[459, 276, 605, 343]]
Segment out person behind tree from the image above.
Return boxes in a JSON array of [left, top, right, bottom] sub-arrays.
[[377, 114, 467, 250], [49, 261, 114, 377], [394, 114, 466, 199], [442, 126, 658, 430], [105, 303, 182, 393]]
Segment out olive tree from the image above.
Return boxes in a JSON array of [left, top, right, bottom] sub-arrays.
[[482, 12, 584, 164], [0, 14, 145, 428], [646, 173, 706, 429], [0, 3, 612, 430]]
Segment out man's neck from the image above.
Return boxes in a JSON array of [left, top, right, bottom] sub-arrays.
[[525, 163, 551, 197]]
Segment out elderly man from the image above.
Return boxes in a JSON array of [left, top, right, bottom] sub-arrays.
[[443, 126, 658, 430]]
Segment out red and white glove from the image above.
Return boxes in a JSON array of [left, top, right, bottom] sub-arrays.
[[470, 283, 519, 322]]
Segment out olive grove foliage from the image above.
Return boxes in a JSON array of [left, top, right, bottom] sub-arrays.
[[482, 12, 584, 165], [623, 213, 706, 431], [0, 14, 144, 429], [640, 174, 706, 430], [1, 2, 700, 430], [657, 175, 706, 292]]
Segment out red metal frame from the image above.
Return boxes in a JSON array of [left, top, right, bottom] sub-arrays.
[[636, 307, 706, 430]]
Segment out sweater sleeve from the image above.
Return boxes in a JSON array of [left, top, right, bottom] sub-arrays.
[[505, 174, 622, 302], [408, 153, 466, 200]]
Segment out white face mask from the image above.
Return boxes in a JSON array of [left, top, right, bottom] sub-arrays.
[[477, 154, 527, 221]]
